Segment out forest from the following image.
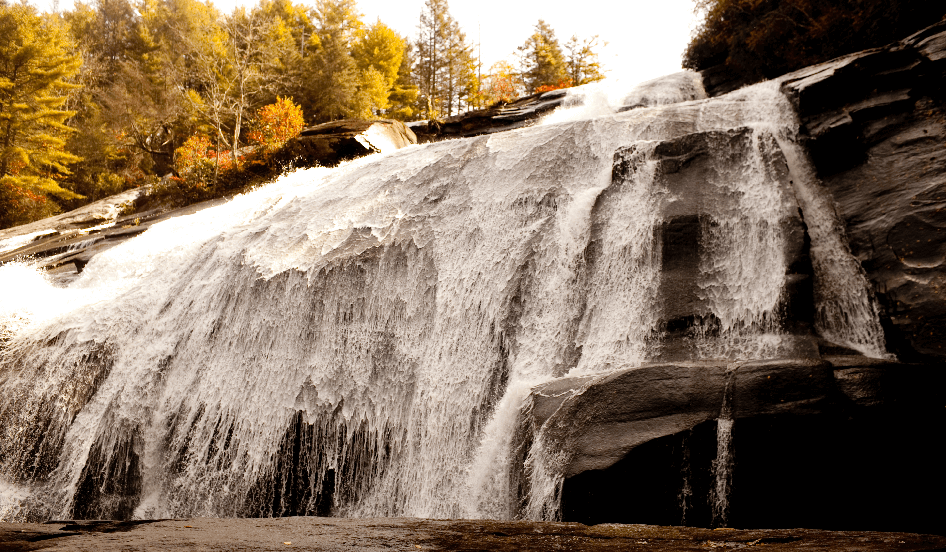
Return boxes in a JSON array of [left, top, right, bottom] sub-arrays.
[[0, 0, 605, 229]]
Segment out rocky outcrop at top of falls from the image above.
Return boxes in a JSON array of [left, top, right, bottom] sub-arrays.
[[780, 20, 946, 364]]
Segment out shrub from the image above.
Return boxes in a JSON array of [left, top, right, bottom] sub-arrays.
[[248, 98, 305, 152]]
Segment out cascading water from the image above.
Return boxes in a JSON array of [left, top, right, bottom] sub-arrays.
[[0, 71, 889, 523]]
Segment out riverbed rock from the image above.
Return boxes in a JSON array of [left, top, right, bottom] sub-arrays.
[[409, 89, 569, 142], [3, 517, 944, 552], [781, 21, 946, 363]]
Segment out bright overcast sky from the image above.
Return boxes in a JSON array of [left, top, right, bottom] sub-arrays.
[[33, 0, 701, 86]]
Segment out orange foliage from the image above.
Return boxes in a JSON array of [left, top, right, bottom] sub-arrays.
[[248, 97, 304, 151], [534, 79, 573, 94], [174, 135, 214, 175]]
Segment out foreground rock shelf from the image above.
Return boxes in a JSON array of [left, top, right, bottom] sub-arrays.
[[2, 518, 944, 552]]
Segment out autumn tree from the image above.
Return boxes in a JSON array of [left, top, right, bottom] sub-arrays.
[[518, 20, 568, 94], [484, 60, 524, 104], [63, 0, 150, 203], [386, 42, 419, 120], [248, 96, 304, 150], [684, 0, 946, 84], [565, 35, 606, 86], [351, 20, 407, 118], [0, 3, 83, 228]]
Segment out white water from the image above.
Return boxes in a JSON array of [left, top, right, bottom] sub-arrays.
[[0, 75, 889, 522]]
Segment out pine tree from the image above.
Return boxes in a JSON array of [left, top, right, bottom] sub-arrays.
[[351, 20, 407, 118], [300, 0, 362, 123], [0, 3, 83, 227], [517, 20, 568, 94], [386, 42, 419, 120], [415, 0, 475, 119]]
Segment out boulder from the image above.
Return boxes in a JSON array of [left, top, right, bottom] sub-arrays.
[[278, 119, 417, 166], [781, 21, 946, 363]]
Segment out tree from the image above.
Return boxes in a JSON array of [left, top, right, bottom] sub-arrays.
[[0, 3, 83, 228], [351, 20, 407, 118], [517, 20, 568, 94], [484, 60, 524, 104], [300, 0, 362, 123], [386, 42, 419, 120], [414, 0, 476, 119], [248, 96, 304, 151], [684, 0, 946, 84], [62, 0, 149, 204], [564, 35, 606, 86]]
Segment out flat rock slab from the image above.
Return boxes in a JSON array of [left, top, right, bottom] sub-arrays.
[[1, 518, 944, 552]]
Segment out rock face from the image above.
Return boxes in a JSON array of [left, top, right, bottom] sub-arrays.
[[780, 21, 946, 363], [287, 119, 417, 162], [520, 96, 946, 533]]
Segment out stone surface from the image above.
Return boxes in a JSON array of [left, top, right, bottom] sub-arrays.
[[530, 359, 832, 478], [781, 21, 946, 363], [410, 89, 568, 142], [1, 518, 943, 552], [0, 187, 147, 246]]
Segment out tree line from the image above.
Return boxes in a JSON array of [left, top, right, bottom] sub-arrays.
[[0, 0, 605, 229], [684, 0, 945, 85]]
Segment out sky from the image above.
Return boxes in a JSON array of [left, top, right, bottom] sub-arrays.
[[31, 0, 702, 87]]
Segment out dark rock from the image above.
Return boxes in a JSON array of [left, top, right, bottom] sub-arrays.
[[537, 356, 946, 533], [781, 22, 946, 363], [410, 90, 567, 143], [280, 119, 417, 167], [530, 359, 832, 477]]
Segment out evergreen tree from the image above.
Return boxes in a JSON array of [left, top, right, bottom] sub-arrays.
[[517, 20, 567, 94], [386, 42, 419, 120], [0, 2, 83, 227], [300, 0, 362, 123], [351, 20, 407, 118], [415, 0, 475, 119]]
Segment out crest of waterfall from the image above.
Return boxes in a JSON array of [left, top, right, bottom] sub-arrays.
[[0, 74, 888, 523]]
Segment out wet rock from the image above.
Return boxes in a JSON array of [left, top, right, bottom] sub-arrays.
[[2, 517, 944, 552], [410, 89, 568, 142], [781, 21, 946, 362], [530, 359, 832, 477], [0, 187, 146, 246], [289, 119, 417, 162]]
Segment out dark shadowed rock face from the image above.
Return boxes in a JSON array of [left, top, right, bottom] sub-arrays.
[[781, 22, 946, 363]]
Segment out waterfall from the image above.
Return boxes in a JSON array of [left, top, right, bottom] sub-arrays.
[[711, 365, 738, 527], [0, 72, 889, 522]]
